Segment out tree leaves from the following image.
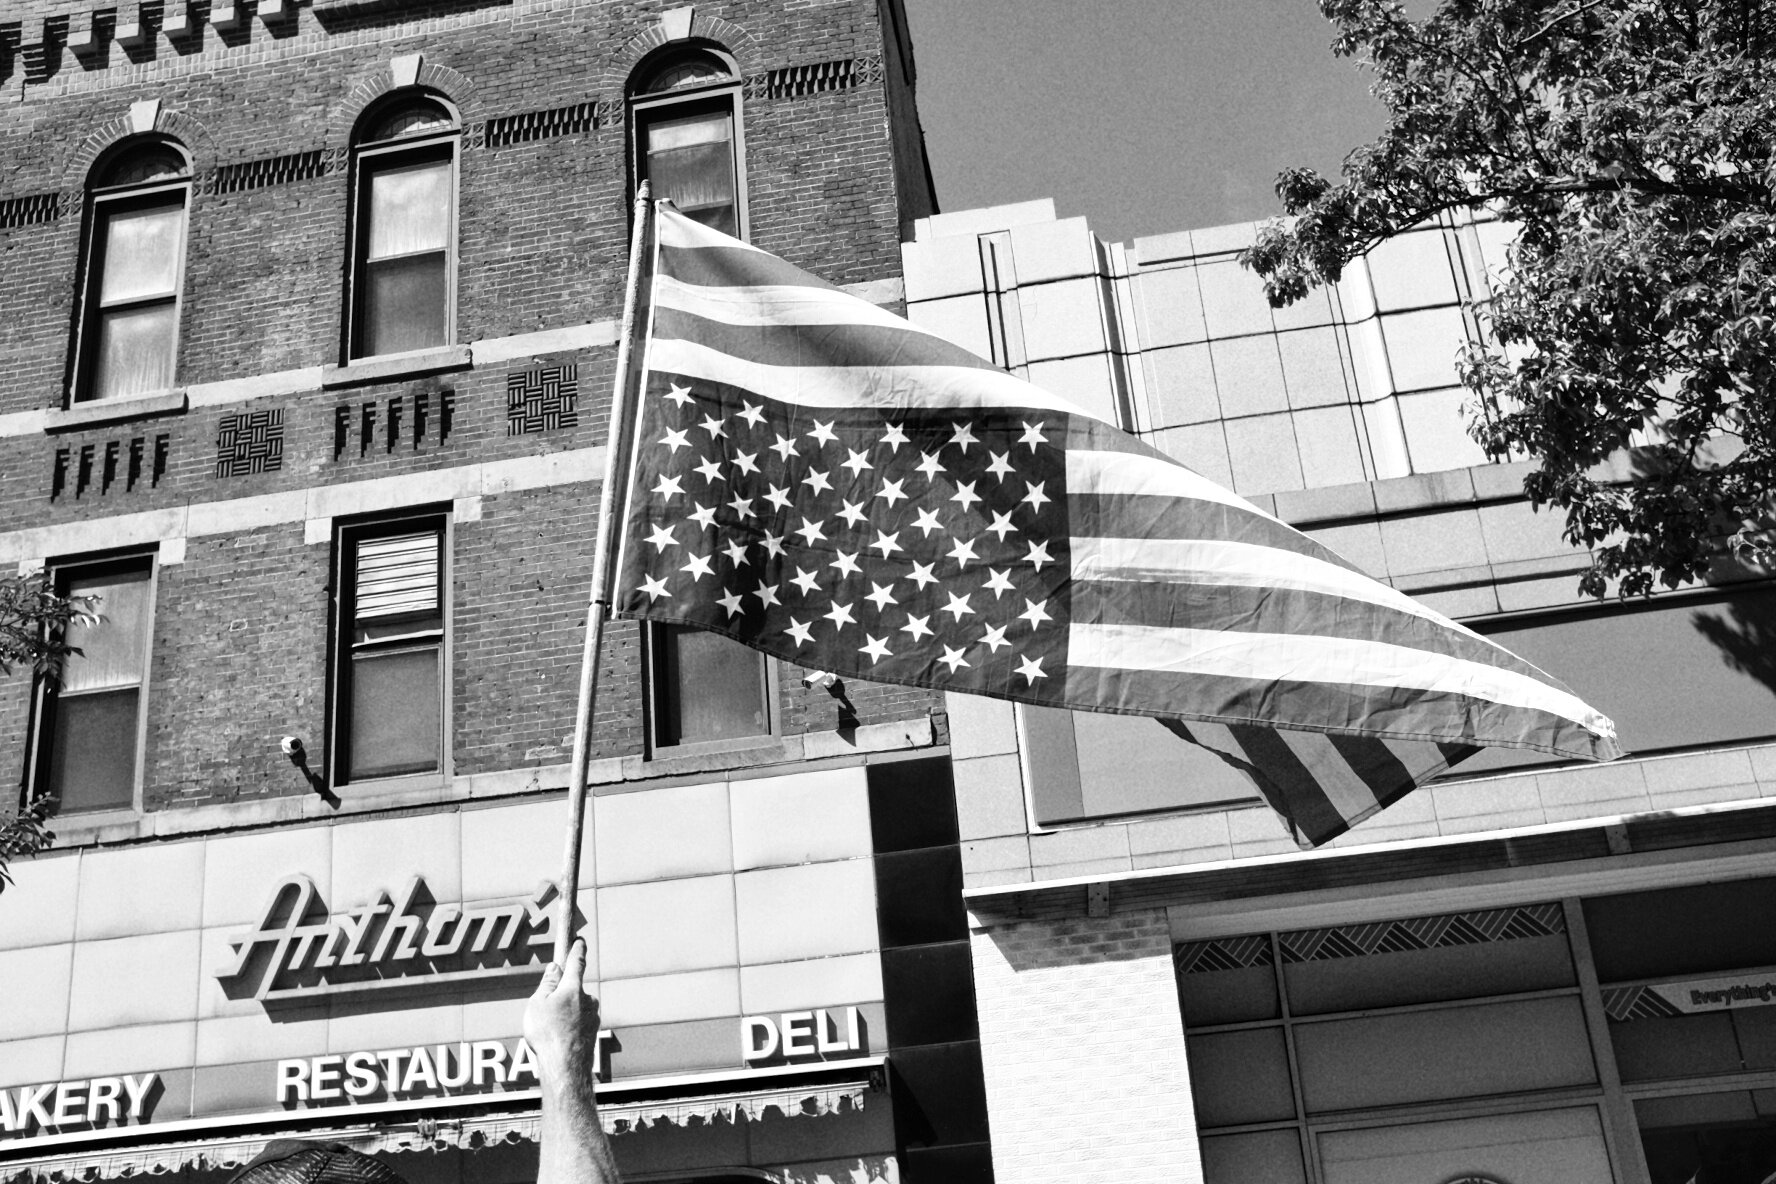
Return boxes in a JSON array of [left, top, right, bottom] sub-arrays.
[[1245, 0, 1776, 594]]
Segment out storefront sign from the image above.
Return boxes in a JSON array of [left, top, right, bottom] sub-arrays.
[[742, 1008, 863, 1063], [0, 1075, 159, 1137], [1656, 973, 1776, 1013], [217, 875, 556, 1002]]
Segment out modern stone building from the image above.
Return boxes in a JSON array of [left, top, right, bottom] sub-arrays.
[[902, 200, 1776, 1184], [0, 2, 996, 1182]]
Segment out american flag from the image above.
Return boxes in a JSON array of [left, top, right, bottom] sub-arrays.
[[613, 206, 1621, 846]]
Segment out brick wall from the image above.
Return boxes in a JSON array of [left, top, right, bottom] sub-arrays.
[[970, 907, 1204, 1184]]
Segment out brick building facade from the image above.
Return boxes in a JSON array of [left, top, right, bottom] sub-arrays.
[[0, 2, 999, 1181]]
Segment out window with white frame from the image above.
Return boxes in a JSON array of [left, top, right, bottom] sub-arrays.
[[76, 142, 191, 403], [34, 554, 157, 813], [630, 49, 745, 237], [349, 96, 459, 359], [332, 513, 447, 783]]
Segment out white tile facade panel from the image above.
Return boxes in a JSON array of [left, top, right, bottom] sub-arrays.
[[331, 811, 460, 906], [973, 910, 1203, 1184], [599, 967, 741, 1027], [1381, 307, 1469, 393], [1276, 326, 1354, 409], [1195, 260, 1276, 339], [901, 235, 986, 302], [1209, 335, 1289, 419], [75, 838, 205, 942], [594, 780, 733, 885], [734, 860, 877, 965], [1007, 217, 1100, 285], [729, 766, 871, 871], [63, 1021, 195, 1078], [1399, 387, 1489, 473], [1225, 414, 1305, 496], [1132, 267, 1209, 348], [0, 852, 80, 951], [0, 944, 73, 1040], [597, 873, 738, 979], [907, 294, 994, 361], [0, 1034, 66, 1088], [460, 797, 570, 901], [67, 930, 202, 1030], [201, 824, 331, 929], [1019, 279, 1109, 362], [1366, 229, 1461, 311], [1026, 355, 1122, 427], [1292, 406, 1369, 488], [1142, 344, 1220, 427], [739, 952, 884, 1014]]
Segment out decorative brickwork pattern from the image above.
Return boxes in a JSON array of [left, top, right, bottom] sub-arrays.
[[482, 100, 611, 148], [973, 910, 1204, 1183], [215, 409, 284, 477], [205, 149, 333, 194], [506, 365, 578, 434], [1276, 901, 1565, 963], [0, 192, 61, 229], [744, 55, 882, 100]]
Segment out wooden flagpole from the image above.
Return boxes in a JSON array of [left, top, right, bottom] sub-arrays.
[[554, 182, 653, 964]]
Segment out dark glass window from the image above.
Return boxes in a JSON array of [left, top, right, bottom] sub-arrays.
[[351, 98, 457, 359], [78, 143, 190, 403], [648, 623, 771, 747], [38, 558, 155, 812], [335, 517, 445, 781]]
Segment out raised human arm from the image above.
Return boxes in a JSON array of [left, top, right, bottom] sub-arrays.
[[524, 939, 621, 1184]]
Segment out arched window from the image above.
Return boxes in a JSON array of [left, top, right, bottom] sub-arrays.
[[349, 94, 459, 359], [630, 49, 745, 237], [77, 140, 191, 403]]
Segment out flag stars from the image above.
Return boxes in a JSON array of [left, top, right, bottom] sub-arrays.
[[983, 568, 1015, 598], [1016, 655, 1047, 683], [836, 500, 869, 528], [823, 600, 857, 631], [915, 451, 943, 481], [938, 645, 971, 673], [727, 494, 755, 519], [881, 423, 909, 451], [985, 509, 1018, 541], [722, 539, 750, 567], [911, 507, 945, 537], [865, 582, 897, 611], [659, 427, 691, 454], [981, 623, 1010, 653], [638, 574, 670, 603], [717, 588, 745, 617], [680, 553, 714, 581], [645, 524, 678, 552], [859, 635, 892, 665], [807, 420, 839, 447], [908, 561, 938, 590], [948, 422, 979, 453], [1021, 481, 1051, 512], [664, 383, 694, 408], [1024, 540, 1054, 569], [764, 484, 794, 512], [693, 457, 724, 485], [689, 503, 719, 531], [785, 617, 814, 647], [790, 567, 821, 595], [770, 433, 798, 461], [870, 529, 902, 558], [941, 591, 976, 621], [876, 478, 908, 507], [986, 451, 1015, 480], [751, 582, 781, 609], [1018, 420, 1048, 451], [699, 414, 727, 439], [841, 448, 873, 477], [652, 473, 685, 499], [900, 614, 933, 642], [950, 481, 982, 513], [801, 468, 833, 495], [947, 536, 979, 569], [1019, 598, 1053, 629], [830, 550, 862, 578], [760, 532, 786, 559], [731, 450, 760, 476], [794, 517, 827, 546], [737, 401, 766, 428]]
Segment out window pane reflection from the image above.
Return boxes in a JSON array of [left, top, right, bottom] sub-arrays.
[[100, 203, 183, 302]]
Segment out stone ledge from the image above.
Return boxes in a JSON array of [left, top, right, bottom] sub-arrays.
[[43, 390, 188, 433], [320, 344, 472, 389]]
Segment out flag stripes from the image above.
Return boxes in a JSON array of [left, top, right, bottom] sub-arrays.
[[619, 204, 1621, 846]]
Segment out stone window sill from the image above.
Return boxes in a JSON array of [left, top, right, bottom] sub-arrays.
[[321, 344, 471, 389], [45, 390, 188, 433]]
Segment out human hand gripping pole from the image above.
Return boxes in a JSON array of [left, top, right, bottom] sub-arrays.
[[525, 940, 621, 1184]]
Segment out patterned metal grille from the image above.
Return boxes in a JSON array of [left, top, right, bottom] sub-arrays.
[[1600, 986, 1685, 1022], [1277, 902, 1566, 963], [1175, 934, 1273, 975], [215, 409, 284, 477], [507, 365, 579, 434], [0, 192, 61, 229]]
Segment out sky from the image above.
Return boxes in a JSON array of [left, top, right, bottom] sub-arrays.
[[900, 0, 1386, 244]]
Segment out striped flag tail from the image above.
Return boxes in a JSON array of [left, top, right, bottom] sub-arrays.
[[613, 205, 1621, 847]]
